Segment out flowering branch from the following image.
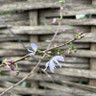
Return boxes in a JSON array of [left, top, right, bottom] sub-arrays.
[[0, 0, 85, 95], [0, 32, 84, 68], [0, 1, 65, 96], [0, 31, 84, 96]]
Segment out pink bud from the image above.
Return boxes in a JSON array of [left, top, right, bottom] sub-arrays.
[[60, 7, 63, 11], [77, 29, 80, 32], [52, 18, 56, 24], [81, 32, 84, 34], [8, 60, 12, 63], [68, 51, 71, 55], [28, 73, 31, 76], [63, 29, 66, 32], [12, 68, 15, 71], [8, 63, 11, 66], [8, 67, 11, 70]]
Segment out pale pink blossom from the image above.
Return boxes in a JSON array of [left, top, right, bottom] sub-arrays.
[[60, 7, 63, 11], [52, 18, 56, 24], [81, 31, 84, 34], [44, 56, 65, 73]]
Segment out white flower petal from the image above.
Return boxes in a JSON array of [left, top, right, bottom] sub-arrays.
[[27, 48, 33, 53], [54, 59, 62, 68], [55, 56, 65, 62], [29, 52, 35, 56], [44, 61, 49, 71], [49, 60, 55, 73], [31, 43, 37, 52]]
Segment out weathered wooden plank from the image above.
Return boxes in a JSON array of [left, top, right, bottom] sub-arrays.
[[92, 0, 96, 5], [0, 13, 28, 22], [0, 19, 29, 26], [0, 49, 94, 57], [0, 2, 59, 12], [64, 50, 96, 58], [0, 13, 28, 27], [0, 35, 29, 41], [40, 18, 96, 25], [24, 0, 57, 4], [0, 63, 88, 71], [40, 82, 96, 96], [40, 5, 96, 17], [89, 20, 96, 85], [0, 56, 89, 63], [28, 4, 39, 96], [3, 67, 96, 81], [1, 55, 88, 69], [58, 33, 96, 43], [64, 0, 91, 5], [61, 80, 96, 93], [0, 50, 27, 56], [0, 1, 91, 13], [0, 25, 90, 35], [0, 25, 10, 28], [10, 0, 91, 5], [49, 68, 96, 79], [40, 32, 96, 43], [1, 83, 95, 96], [65, 57, 88, 63], [0, 73, 88, 83], [0, 42, 90, 50], [0, 86, 79, 96], [16, 61, 89, 69], [0, 0, 26, 4]]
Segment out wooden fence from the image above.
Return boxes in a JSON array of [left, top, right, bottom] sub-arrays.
[[0, 0, 96, 96]]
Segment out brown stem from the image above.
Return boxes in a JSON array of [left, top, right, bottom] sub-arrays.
[[13, 54, 29, 63], [0, 36, 81, 67], [44, 37, 76, 53]]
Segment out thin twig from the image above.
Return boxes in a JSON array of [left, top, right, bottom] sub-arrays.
[[0, 6, 63, 96], [0, 2, 84, 95], [0, 35, 82, 68], [0, 35, 83, 96], [44, 37, 76, 52], [0, 35, 83, 68]]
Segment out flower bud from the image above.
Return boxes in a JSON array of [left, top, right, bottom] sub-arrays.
[[8, 67, 11, 70], [81, 31, 84, 34], [8, 60, 12, 63], [68, 48, 72, 55], [60, 7, 63, 11], [28, 73, 31, 76], [52, 18, 56, 24], [68, 51, 71, 55], [12, 68, 15, 71], [8, 63, 11, 66]]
